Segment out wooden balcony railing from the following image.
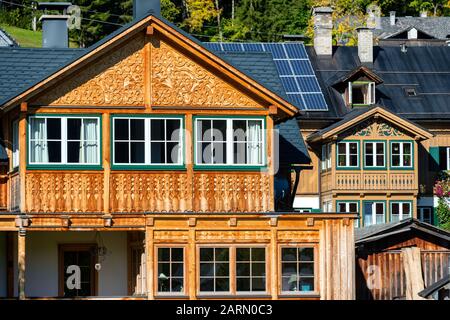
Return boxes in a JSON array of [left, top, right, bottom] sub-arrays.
[[334, 172, 416, 191]]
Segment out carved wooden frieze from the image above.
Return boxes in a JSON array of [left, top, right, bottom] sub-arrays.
[[344, 118, 405, 138], [33, 35, 145, 106], [196, 230, 271, 241], [151, 38, 262, 108], [153, 230, 189, 241]]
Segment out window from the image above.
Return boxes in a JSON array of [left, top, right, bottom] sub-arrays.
[[447, 147, 450, 171], [321, 143, 332, 171], [363, 201, 385, 226], [390, 201, 412, 222], [391, 141, 413, 168], [112, 117, 183, 167], [418, 207, 433, 224], [348, 81, 375, 105], [337, 201, 359, 227], [12, 120, 19, 169], [405, 88, 417, 97], [281, 247, 315, 294], [29, 116, 100, 166], [236, 248, 266, 292], [195, 118, 264, 167], [199, 248, 230, 293], [337, 141, 359, 168], [364, 141, 385, 168], [322, 200, 332, 212], [157, 247, 184, 294]]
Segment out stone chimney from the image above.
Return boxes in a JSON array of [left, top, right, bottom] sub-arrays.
[[133, 0, 161, 20], [313, 7, 333, 56], [390, 11, 396, 26], [357, 28, 373, 64], [37, 2, 71, 48]]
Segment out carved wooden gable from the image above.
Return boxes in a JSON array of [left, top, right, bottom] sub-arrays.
[[32, 34, 145, 106], [342, 118, 407, 139], [150, 37, 263, 109]]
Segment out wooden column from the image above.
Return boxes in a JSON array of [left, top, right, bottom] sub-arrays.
[[145, 224, 154, 299], [17, 229, 26, 300], [102, 113, 110, 214], [266, 116, 275, 212], [18, 102, 27, 213], [185, 114, 194, 211], [270, 228, 278, 299], [188, 228, 196, 299]]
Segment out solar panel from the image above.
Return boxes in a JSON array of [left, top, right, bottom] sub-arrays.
[[203, 42, 328, 111]]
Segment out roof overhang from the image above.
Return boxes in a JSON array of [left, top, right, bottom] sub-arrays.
[[1, 14, 299, 120], [307, 106, 434, 143], [333, 66, 383, 89]]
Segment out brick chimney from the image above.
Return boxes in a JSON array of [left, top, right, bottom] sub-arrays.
[[37, 2, 71, 48], [133, 0, 161, 20], [357, 27, 373, 64], [390, 11, 396, 26], [313, 7, 333, 56]]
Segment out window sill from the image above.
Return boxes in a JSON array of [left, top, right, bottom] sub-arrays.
[[111, 165, 186, 171], [336, 167, 360, 171], [27, 165, 103, 171], [196, 294, 272, 299], [155, 294, 190, 299], [389, 167, 414, 171], [278, 292, 320, 299], [194, 166, 267, 172]]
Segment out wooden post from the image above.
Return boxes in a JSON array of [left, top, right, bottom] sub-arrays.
[[402, 247, 426, 300], [145, 225, 154, 299], [18, 229, 26, 300], [267, 116, 275, 212], [270, 228, 278, 299], [188, 228, 196, 299], [102, 113, 110, 214], [18, 102, 27, 213], [185, 114, 194, 211]]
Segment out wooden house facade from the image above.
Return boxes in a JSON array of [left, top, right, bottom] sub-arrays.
[[0, 2, 355, 299]]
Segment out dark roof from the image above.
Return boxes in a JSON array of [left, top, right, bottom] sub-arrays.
[[0, 28, 17, 47], [374, 17, 450, 40], [307, 45, 450, 121], [355, 218, 450, 245], [418, 275, 450, 298], [277, 118, 310, 165]]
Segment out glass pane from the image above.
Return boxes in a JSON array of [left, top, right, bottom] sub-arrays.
[[338, 143, 346, 155], [199, 120, 212, 142], [215, 278, 229, 291], [47, 118, 61, 139], [236, 263, 250, 277], [282, 276, 297, 292], [150, 142, 165, 163], [67, 119, 81, 140], [171, 278, 183, 292], [365, 143, 373, 155], [392, 155, 400, 167], [349, 143, 358, 154], [199, 278, 214, 292], [252, 278, 265, 291], [212, 120, 227, 142], [350, 155, 358, 166], [158, 263, 170, 278], [402, 203, 411, 218], [376, 155, 384, 166], [172, 263, 184, 277], [215, 263, 229, 277], [67, 141, 81, 163], [392, 143, 400, 154], [299, 263, 314, 276], [282, 263, 297, 276], [338, 203, 347, 212], [200, 263, 214, 277], [252, 263, 266, 276], [376, 203, 384, 215], [233, 142, 247, 164], [338, 155, 346, 166], [130, 119, 145, 140], [252, 248, 265, 261], [299, 278, 314, 292], [166, 119, 181, 141], [212, 143, 226, 164], [236, 278, 250, 292], [114, 119, 129, 140], [171, 248, 183, 262], [282, 248, 297, 261], [403, 155, 411, 167], [299, 248, 314, 261], [47, 141, 61, 162], [151, 119, 165, 140], [166, 142, 180, 164], [236, 248, 250, 261], [200, 248, 213, 262], [366, 155, 373, 167], [131, 142, 145, 163], [403, 143, 411, 155], [376, 143, 384, 155], [349, 203, 358, 213], [115, 142, 129, 163], [158, 248, 170, 262], [391, 203, 400, 216], [215, 248, 229, 261], [233, 120, 246, 142]]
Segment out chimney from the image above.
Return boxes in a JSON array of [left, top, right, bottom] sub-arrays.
[[357, 28, 373, 64], [420, 10, 428, 17], [313, 7, 333, 56], [390, 11, 396, 26], [37, 2, 71, 48], [133, 0, 161, 20]]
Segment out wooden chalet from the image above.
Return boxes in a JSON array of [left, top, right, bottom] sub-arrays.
[[0, 1, 355, 299]]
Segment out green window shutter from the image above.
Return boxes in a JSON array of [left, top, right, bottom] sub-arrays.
[[429, 146, 440, 171]]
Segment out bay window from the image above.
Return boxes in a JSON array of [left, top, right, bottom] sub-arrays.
[[112, 117, 183, 167], [391, 141, 413, 169], [337, 141, 359, 168], [390, 201, 412, 222], [364, 141, 385, 168], [195, 118, 265, 167], [28, 116, 100, 166]]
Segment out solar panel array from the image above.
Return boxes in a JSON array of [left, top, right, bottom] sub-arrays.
[[204, 42, 328, 111]]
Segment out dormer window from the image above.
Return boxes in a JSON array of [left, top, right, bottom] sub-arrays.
[[348, 81, 375, 106]]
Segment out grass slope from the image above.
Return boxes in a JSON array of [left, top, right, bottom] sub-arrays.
[[0, 24, 42, 47]]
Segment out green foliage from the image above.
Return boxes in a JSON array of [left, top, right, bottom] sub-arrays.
[[436, 197, 450, 230]]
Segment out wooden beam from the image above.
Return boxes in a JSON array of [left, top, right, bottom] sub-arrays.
[[146, 26, 154, 35], [188, 228, 196, 299], [402, 247, 426, 300], [18, 102, 27, 213], [145, 225, 154, 299], [18, 230, 26, 300], [102, 113, 110, 214]]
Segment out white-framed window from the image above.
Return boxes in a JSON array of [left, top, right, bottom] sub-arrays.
[[446, 147, 450, 170], [112, 117, 183, 166], [390, 201, 412, 223], [363, 201, 385, 226], [364, 141, 385, 168], [157, 247, 184, 294], [280, 246, 316, 294], [348, 81, 375, 105], [418, 207, 433, 224], [337, 141, 359, 168], [195, 118, 265, 166], [322, 200, 332, 212], [321, 143, 332, 171], [337, 201, 359, 227], [391, 141, 413, 168], [236, 247, 266, 293], [199, 247, 230, 293], [28, 116, 100, 166], [12, 119, 19, 169]]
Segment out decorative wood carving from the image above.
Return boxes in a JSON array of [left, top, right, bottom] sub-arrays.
[[347, 119, 405, 138], [9, 173, 20, 211], [25, 172, 104, 212], [33, 35, 145, 106], [154, 230, 189, 241], [277, 230, 319, 241], [151, 38, 261, 108], [195, 230, 271, 241]]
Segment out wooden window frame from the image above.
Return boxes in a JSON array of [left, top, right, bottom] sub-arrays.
[[336, 140, 360, 169], [111, 115, 185, 170], [27, 114, 102, 170], [390, 201, 413, 222], [418, 207, 433, 224], [336, 200, 360, 227], [363, 140, 386, 169], [196, 244, 269, 297], [154, 245, 187, 297], [58, 243, 98, 298], [362, 200, 386, 226], [321, 143, 332, 172], [348, 81, 375, 106], [390, 140, 414, 170], [278, 243, 319, 297]]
